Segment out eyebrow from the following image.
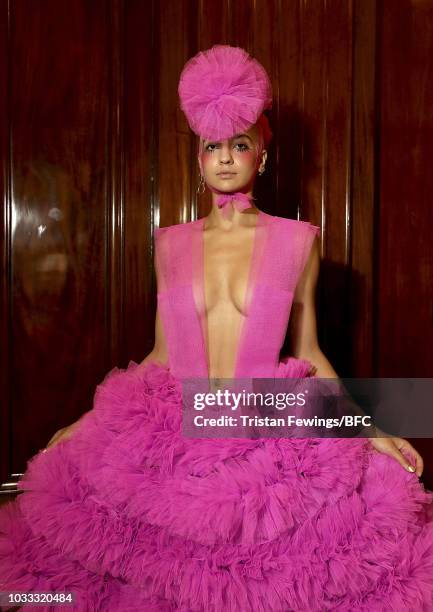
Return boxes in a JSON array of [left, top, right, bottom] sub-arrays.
[[232, 133, 253, 141]]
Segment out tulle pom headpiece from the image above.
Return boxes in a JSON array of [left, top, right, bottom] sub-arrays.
[[178, 44, 272, 141]]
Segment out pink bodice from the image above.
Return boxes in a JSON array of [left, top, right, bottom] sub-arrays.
[[154, 210, 320, 380]]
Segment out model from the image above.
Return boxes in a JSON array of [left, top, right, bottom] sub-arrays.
[[1, 44, 433, 612]]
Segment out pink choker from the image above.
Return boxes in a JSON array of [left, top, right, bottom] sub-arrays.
[[213, 191, 255, 219]]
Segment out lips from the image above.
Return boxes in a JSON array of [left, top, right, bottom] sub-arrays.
[[217, 172, 236, 177]]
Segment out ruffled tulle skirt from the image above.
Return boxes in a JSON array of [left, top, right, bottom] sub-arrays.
[[1, 359, 433, 611]]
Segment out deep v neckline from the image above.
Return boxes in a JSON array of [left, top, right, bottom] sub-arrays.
[[191, 209, 265, 381]]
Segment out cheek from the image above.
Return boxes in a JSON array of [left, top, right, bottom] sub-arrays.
[[237, 150, 258, 168], [197, 152, 208, 174], [201, 152, 213, 163], [200, 152, 214, 173]]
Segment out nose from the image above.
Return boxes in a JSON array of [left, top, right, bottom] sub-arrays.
[[218, 143, 233, 164]]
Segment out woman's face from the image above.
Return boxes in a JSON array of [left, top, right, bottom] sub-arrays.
[[198, 124, 264, 193]]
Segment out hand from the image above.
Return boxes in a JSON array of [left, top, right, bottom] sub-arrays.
[[43, 419, 82, 452], [368, 435, 424, 477]]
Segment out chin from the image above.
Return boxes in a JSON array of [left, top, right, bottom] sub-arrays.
[[208, 180, 247, 192]]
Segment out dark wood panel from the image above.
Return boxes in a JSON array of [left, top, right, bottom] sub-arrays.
[[292, 0, 355, 376], [377, 0, 433, 488], [273, 0, 303, 218], [123, 0, 157, 362], [158, 0, 199, 227], [319, 0, 354, 376], [107, 0, 125, 364], [252, 0, 281, 217], [351, 0, 377, 377], [9, 0, 111, 472], [0, 0, 12, 484], [378, 0, 433, 376]]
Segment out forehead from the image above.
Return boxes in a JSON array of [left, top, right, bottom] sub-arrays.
[[202, 125, 258, 144]]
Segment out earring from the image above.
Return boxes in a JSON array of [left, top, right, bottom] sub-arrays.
[[197, 175, 206, 194], [258, 165, 266, 176]]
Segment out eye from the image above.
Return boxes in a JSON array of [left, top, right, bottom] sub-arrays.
[[204, 142, 250, 153], [234, 143, 250, 152]]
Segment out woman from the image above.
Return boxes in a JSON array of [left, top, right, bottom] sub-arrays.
[[1, 44, 433, 611]]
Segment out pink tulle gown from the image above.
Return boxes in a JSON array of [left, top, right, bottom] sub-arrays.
[[1, 211, 433, 611]]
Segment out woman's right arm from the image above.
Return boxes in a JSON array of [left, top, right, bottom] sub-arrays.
[[137, 305, 169, 370], [45, 414, 86, 449], [138, 233, 169, 371], [46, 303, 168, 450]]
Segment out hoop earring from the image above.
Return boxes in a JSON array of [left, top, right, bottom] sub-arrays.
[[197, 175, 206, 194]]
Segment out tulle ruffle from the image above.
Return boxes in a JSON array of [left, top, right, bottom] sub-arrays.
[[1, 359, 433, 611], [275, 354, 316, 378], [178, 44, 272, 141]]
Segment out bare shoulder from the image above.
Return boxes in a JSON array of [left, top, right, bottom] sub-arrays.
[[273, 214, 320, 231]]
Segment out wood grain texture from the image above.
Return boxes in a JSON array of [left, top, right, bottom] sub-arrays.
[[351, 0, 377, 377], [0, 0, 11, 492], [378, 0, 433, 377], [6, 0, 110, 476]]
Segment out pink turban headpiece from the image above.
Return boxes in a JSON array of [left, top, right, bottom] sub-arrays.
[[178, 45, 273, 218]]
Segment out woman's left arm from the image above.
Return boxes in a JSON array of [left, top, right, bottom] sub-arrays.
[[288, 236, 423, 478], [288, 236, 334, 377]]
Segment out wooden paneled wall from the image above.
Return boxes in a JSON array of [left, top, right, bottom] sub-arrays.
[[1, 0, 432, 489], [378, 0, 433, 377]]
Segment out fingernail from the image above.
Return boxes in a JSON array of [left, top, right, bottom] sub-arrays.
[[407, 464, 416, 472]]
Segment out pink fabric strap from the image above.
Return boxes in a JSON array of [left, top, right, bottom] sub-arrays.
[[213, 191, 255, 219]]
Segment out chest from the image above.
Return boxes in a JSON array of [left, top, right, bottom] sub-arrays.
[[203, 226, 256, 315], [159, 215, 305, 306]]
